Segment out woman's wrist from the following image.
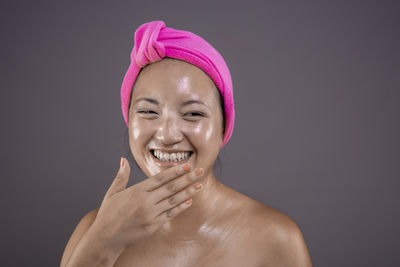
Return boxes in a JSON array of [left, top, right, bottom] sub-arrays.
[[85, 221, 127, 256]]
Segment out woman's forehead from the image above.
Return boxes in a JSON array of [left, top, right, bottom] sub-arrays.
[[132, 59, 220, 106]]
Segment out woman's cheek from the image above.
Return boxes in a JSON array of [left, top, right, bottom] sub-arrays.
[[190, 121, 215, 143], [205, 122, 214, 142], [131, 117, 153, 141]]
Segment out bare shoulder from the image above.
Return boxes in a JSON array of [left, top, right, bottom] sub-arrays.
[[250, 203, 312, 267], [222, 186, 312, 267], [60, 208, 99, 267]]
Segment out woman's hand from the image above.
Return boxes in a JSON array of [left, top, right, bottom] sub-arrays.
[[89, 157, 204, 252]]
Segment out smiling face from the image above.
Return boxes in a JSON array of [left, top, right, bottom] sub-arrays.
[[128, 58, 224, 177]]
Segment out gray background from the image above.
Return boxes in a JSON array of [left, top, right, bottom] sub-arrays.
[[1, 1, 399, 266]]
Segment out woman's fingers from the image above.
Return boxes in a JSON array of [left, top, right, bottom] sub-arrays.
[[142, 164, 192, 191], [151, 167, 204, 204], [105, 157, 131, 198], [154, 181, 203, 218], [153, 197, 195, 226], [92, 159, 205, 249]]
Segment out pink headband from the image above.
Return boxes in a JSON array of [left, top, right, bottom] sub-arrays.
[[120, 20, 235, 148]]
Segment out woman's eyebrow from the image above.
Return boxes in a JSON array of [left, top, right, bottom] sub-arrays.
[[181, 100, 209, 108], [134, 97, 209, 108], [134, 97, 159, 105]]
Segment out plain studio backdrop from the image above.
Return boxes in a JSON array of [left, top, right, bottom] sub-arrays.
[[1, 1, 399, 266]]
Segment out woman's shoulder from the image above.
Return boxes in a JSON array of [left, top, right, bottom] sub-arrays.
[[220, 185, 312, 266], [220, 183, 295, 227], [60, 208, 99, 267]]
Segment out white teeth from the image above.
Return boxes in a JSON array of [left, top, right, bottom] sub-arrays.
[[152, 150, 191, 162]]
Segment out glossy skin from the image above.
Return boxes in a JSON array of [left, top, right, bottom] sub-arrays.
[[60, 58, 312, 267], [124, 58, 231, 246], [119, 58, 312, 266], [128, 58, 224, 181]]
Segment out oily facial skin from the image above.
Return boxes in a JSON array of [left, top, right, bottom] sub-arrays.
[[128, 58, 224, 179]]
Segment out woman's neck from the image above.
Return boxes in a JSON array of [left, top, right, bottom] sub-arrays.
[[157, 170, 229, 241]]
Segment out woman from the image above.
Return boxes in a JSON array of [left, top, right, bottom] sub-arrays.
[[60, 21, 312, 267]]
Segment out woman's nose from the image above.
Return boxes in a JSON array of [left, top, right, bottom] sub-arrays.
[[154, 118, 183, 146]]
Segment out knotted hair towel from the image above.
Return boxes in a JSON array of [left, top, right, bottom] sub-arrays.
[[121, 20, 235, 148]]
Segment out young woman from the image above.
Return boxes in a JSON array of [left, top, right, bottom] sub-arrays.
[[60, 21, 312, 267]]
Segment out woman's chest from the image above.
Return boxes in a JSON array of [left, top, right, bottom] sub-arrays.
[[113, 237, 261, 267]]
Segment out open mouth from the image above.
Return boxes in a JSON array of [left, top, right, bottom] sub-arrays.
[[150, 149, 194, 163]]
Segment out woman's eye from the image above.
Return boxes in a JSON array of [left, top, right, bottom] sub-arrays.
[[184, 112, 204, 117], [137, 110, 158, 115], [136, 109, 158, 119], [183, 112, 207, 121]]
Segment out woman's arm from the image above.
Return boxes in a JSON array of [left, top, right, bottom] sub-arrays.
[[60, 158, 204, 267], [60, 209, 98, 267], [60, 208, 126, 267]]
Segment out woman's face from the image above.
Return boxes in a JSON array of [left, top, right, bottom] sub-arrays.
[[128, 58, 224, 177]]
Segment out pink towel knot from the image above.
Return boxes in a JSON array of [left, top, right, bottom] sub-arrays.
[[132, 21, 166, 67]]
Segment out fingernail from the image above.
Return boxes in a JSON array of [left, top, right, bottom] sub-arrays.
[[185, 199, 193, 206], [182, 164, 191, 172], [194, 183, 203, 191], [195, 168, 204, 176], [120, 157, 124, 168]]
